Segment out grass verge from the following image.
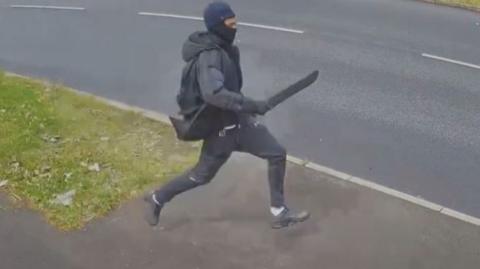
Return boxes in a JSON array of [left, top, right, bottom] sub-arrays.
[[421, 0, 480, 11], [0, 70, 199, 230]]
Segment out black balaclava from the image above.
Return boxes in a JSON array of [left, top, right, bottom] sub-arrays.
[[203, 2, 237, 44]]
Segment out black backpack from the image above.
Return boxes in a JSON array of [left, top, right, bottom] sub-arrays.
[[176, 56, 203, 118], [170, 50, 219, 141]]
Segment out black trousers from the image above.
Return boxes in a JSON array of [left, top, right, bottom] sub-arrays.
[[154, 122, 286, 207]]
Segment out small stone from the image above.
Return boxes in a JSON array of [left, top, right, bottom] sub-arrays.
[[64, 172, 73, 180], [100, 136, 110, 142], [10, 162, 20, 170], [84, 214, 95, 222], [80, 161, 88, 167], [52, 190, 76, 206], [41, 165, 51, 173], [0, 180, 8, 188], [88, 163, 101, 172], [49, 135, 61, 143], [39, 172, 51, 179]]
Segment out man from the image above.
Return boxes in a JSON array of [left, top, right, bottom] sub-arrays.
[[145, 1, 310, 229]]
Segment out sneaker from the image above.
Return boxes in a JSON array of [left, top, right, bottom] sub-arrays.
[[271, 207, 310, 229], [144, 193, 163, 226]]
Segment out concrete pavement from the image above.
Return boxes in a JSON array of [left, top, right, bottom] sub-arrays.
[[1, 154, 479, 269]]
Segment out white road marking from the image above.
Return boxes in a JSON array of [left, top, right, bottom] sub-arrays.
[[236, 22, 303, 34], [138, 12, 203, 21], [286, 155, 308, 166], [422, 53, 480, 70], [10, 5, 85, 11], [440, 208, 480, 226], [138, 12, 304, 34], [304, 160, 480, 226]]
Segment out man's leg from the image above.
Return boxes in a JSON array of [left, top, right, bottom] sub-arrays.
[[238, 122, 309, 228], [154, 153, 230, 203], [145, 134, 234, 226]]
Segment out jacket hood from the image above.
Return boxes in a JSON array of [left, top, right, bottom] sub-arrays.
[[182, 31, 222, 62]]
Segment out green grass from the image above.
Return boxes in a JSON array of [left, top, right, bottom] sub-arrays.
[[431, 0, 480, 9], [0, 71, 199, 230]]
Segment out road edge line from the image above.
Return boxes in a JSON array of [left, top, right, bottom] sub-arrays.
[[10, 5, 86, 11], [422, 53, 480, 70], [138, 11, 304, 34]]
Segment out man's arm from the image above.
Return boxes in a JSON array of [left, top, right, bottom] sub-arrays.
[[197, 50, 267, 114]]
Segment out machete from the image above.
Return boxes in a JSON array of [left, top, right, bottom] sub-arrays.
[[266, 70, 319, 111], [170, 70, 319, 141]]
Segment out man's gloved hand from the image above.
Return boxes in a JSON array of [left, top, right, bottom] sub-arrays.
[[254, 100, 271, 115], [240, 96, 271, 115]]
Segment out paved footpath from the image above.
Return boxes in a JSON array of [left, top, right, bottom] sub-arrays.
[[1, 154, 479, 269]]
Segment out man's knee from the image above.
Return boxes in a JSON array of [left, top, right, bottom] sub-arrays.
[[190, 153, 229, 185], [276, 144, 287, 158], [189, 162, 223, 185], [187, 173, 214, 185], [269, 145, 287, 163]]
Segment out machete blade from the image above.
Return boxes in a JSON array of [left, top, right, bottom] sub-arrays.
[[267, 70, 319, 109]]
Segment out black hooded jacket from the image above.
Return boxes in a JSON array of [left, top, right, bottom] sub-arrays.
[[177, 31, 258, 130]]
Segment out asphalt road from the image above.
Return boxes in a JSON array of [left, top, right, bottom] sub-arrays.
[[1, 0, 480, 216]]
